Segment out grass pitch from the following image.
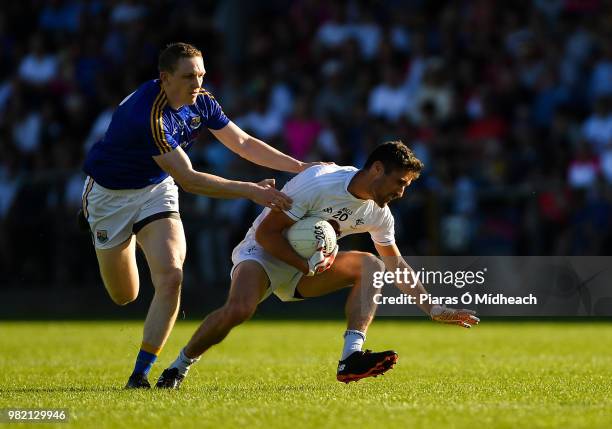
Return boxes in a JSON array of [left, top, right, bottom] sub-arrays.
[[1, 320, 611, 429]]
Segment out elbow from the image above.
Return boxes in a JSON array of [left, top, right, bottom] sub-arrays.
[[234, 136, 252, 158], [179, 181, 194, 193], [236, 146, 248, 160], [172, 171, 196, 193], [174, 177, 192, 193]]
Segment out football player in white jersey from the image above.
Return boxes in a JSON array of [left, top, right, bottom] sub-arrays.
[[157, 141, 479, 388]]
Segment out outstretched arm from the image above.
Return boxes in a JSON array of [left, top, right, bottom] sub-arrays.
[[375, 243, 434, 315], [374, 243, 479, 328], [210, 122, 311, 174], [154, 146, 292, 210]]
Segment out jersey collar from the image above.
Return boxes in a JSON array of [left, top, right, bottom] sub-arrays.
[[344, 168, 368, 203]]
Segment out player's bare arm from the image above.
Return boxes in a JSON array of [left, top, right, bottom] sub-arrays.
[[256, 210, 338, 276], [375, 243, 479, 328], [154, 146, 292, 210], [211, 122, 328, 173], [255, 210, 309, 273], [374, 242, 434, 315]]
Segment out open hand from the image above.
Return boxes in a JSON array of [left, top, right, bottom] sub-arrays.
[[249, 179, 292, 211], [430, 305, 480, 328]]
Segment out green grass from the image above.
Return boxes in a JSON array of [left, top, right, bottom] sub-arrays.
[[1, 320, 611, 429]]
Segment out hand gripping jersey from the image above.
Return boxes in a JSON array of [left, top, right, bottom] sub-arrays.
[[83, 79, 229, 189], [242, 164, 396, 248]]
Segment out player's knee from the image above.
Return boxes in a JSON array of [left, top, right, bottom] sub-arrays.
[[109, 290, 138, 306], [102, 277, 138, 305], [223, 301, 256, 325], [358, 252, 385, 276], [363, 252, 384, 268], [154, 267, 183, 295]]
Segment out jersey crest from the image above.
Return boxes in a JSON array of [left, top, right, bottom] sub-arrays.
[[189, 116, 202, 129]]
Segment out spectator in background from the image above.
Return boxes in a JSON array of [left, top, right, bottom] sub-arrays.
[[38, 0, 82, 33], [582, 97, 612, 155], [284, 97, 321, 160], [314, 62, 355, 119], [18, 34, 58, 87], [568, 142, 600, 189], [349, 8, 381, 60], [465, 94, 509, 142], [235, 91, 284, 140], [590, 40, 612, 101], [409, 60, 453, 124], [315, 3, 351, 52], [10, 98, 42, 155], [368, 65, 411, 122]]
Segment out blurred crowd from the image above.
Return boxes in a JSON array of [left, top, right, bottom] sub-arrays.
[[1, 0, 612, 288]]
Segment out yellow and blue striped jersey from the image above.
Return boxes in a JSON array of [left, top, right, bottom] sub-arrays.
[[83, 79, 229, 189]]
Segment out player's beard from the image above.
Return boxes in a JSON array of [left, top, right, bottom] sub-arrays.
[[373, 194, 389, 208]]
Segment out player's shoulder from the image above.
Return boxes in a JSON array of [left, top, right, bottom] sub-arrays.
[[287, 164, 357, 192], [361, 193, 394, 225], [381, 204, 394, 217], [133, 79, 164, 103], [197, 87, 216, 98], [195, 87, 220, 106], [193, 86, 225, 114], [283, 164, 353, 195], [372, 203, 394, 224], [117, 79, 167, 115], [138, 79, 162, 94], [299, 163, 357, 180]]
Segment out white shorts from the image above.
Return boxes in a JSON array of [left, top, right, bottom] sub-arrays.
[[231, 239, 304, 302], [81, 176, 180, 249]]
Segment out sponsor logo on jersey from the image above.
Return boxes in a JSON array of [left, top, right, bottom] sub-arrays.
[[322, 207, 333, 214], [350, 218, 365, 229], [96, 230, 108, 243]]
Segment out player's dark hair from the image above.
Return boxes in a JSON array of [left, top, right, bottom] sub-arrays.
[[363, 141, 424, 175], [158, 42, 202, 73]]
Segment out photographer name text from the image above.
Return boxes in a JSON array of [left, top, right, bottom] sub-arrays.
[[373, 293, 538, 305]]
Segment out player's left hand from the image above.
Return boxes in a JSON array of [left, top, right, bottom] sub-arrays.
[[430, 305, 480, 328], [298, 161, 335, 172], [306, 239, 338, 276]]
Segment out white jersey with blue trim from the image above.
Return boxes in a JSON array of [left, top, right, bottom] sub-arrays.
[[83, 79, 229, 190], [244, 164, 396, 247]]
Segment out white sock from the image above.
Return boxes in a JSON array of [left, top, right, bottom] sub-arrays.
[[341, 330, 366, 361], [169, 347, 200, 376]]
